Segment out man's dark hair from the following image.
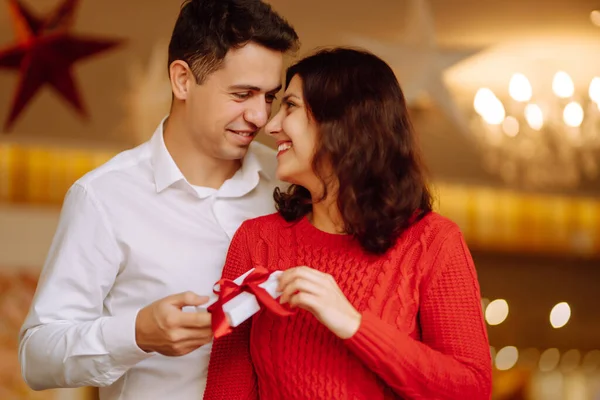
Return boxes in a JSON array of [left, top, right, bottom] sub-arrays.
[[274, 48, 433, 255], [168, 0, 299, 84]]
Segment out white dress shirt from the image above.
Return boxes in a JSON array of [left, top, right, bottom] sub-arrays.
[[19, 118, 280, 400]]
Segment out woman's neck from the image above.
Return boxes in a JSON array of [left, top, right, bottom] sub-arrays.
[[309, 197, 346, 235]]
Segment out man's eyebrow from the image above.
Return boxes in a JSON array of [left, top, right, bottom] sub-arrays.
[[227, 84, 282, 93]]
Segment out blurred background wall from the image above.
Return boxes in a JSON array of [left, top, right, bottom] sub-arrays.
[[1, 0, 599, 399]]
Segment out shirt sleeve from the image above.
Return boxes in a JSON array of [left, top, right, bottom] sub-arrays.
[[19, 183, 154, 390], [343, 230, 492, 399], [203, 222, 258, 400]]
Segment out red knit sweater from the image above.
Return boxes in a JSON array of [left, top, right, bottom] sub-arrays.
[[203, 212, 492, 400]]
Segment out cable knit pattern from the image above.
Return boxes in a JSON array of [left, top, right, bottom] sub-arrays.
[[203, 212, 492, 400]]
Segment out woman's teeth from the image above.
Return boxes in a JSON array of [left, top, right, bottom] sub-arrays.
[[278, 142, 292, 152]]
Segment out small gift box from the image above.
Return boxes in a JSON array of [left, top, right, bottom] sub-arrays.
[[197, 266, 292, 338]]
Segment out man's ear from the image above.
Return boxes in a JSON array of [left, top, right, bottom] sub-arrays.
[[169, 60, 195, 100]]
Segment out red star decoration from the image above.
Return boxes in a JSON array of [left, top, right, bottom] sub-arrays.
[[0, 0, 123, 132]]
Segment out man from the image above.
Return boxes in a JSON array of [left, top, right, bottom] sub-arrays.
[[18, 0, 299, 398]]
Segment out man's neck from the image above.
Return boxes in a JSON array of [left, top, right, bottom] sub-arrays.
[[163, 117, 241, 189]]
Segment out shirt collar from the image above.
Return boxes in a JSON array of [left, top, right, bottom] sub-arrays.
[[150, 116, 273, 196], [150, 117, 186, 193], [217, 144, 271, 198]]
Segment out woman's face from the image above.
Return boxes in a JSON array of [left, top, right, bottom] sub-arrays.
[[265, 75, 322, 192]]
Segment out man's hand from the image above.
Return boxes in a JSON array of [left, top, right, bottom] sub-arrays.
[[135, 291, 213, 356]]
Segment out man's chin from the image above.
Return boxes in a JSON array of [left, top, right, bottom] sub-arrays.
[[221, 145, 250, 161]]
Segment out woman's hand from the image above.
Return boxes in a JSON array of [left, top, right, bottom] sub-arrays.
[[277, 266, 361, 339]]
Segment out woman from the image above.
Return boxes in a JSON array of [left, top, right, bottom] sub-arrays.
[[203, 48, 492, 399]]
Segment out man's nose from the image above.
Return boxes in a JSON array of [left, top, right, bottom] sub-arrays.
[[244, 98, 269, 128]]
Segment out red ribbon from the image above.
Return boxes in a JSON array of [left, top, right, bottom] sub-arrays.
[[207, 265, 294, 338]]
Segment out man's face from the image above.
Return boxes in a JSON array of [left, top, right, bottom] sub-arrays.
[[185, 42, 284, 160]]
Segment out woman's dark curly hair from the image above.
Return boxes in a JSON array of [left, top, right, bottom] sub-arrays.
[[274, 47, 433, 254]]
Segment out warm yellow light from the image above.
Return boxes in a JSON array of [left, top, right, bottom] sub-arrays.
[[520, 348, 541, 367], [474, 88, 496, 115], [484, 102, 506, 125], [560, 349, 581, 372], [552, 71, 574, 98], [563, 102, 584, 127], [582, 350, 600, 372], [485, 299, 509, 325], [550, 302, 571, 328], [539, 348, 561, 371], [495, 346, 518, 371], [508, 73, 532, 102], [524, 104, 544, 130], [502, 116, 519, 137], [591, 10, 600, 27], [589, 77, 600, 104], [474, 88, 505, 124]]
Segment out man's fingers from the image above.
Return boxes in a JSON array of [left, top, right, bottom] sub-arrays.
[[179, 332, 214, 345], [166, 291, 208, 308], [171, 337, 214, 356], [162, 330, 214, 356], [165, 326, 213, 343], [196, 296, 211, 306], [179, 310, 212, 328]]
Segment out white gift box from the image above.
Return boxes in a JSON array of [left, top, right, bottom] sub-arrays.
[[197, 268, 283, 328]]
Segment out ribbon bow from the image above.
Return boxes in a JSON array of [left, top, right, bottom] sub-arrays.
[[207, 265, 294, 338]]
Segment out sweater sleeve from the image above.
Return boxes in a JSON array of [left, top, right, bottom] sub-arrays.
[[343, 230, 492, 400], [203, 222, 258, 400]]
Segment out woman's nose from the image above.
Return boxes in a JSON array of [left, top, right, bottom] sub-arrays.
[[265, 108, 284, 137]]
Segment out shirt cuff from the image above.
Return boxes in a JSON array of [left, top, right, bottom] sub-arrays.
[[101, 309, 155, 366]]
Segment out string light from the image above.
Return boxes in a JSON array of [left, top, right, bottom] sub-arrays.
[[582, 350, 600, 372], [471, 72, 600, 188], [560, 349, 581, 373], [485, 299, 509, 325], [550, 302, 571, 328], [488, 346, 600, 375], [481, 297, 594, 376], [495, 346, 519, 371], [591, 10, 600, 27], [539, 348, 561, 372]]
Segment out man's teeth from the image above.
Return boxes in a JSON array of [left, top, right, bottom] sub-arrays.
[[235, 131, 254, 137], [278, 142, 292, 152]]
